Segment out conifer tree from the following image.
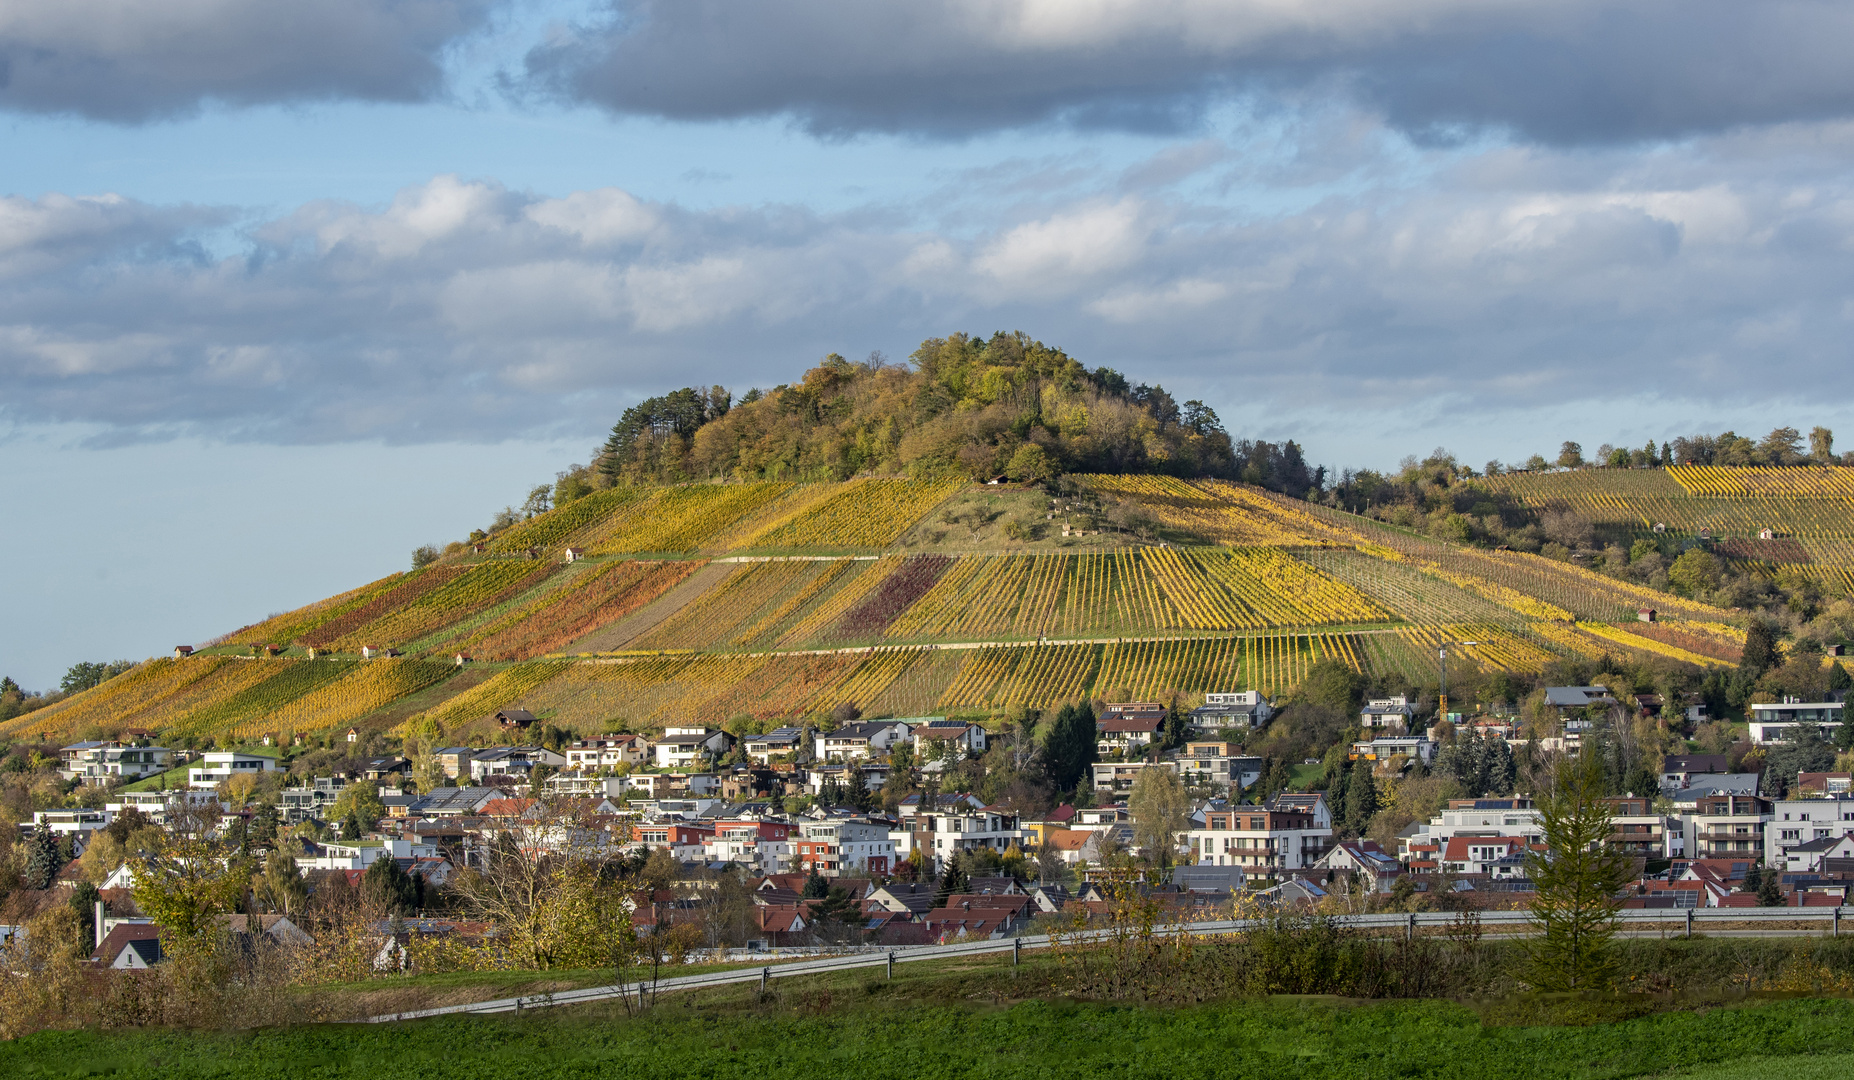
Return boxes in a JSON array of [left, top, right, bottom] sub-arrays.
[[1757, 866, 1785, 907], [1343, 760, 1378, 836], [1525, 754, 1632, 991], [23, 827, 62, 890]]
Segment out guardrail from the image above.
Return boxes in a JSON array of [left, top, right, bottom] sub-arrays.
[[360, 906, 1853, 1023]]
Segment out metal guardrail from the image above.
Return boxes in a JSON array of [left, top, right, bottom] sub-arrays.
[[360, 906, 1853, 1023]]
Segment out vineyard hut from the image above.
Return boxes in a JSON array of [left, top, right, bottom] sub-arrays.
[[496, 709, 537, 731], [173, 645, 194, 658], [345, 728, 359, 743], [262, 644, 284, 657], [1759, 528, 1776, 540], [453, 653, 472, 666], [563, 547, 586, 563], [1637, 608, 1656, 622]]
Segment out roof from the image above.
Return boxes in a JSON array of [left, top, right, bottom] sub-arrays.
[[1544, 685, 1613, 707], [92, 922, 162, 965], [1097, 715, 1164, 733], [1664, 754, 1730, 773]]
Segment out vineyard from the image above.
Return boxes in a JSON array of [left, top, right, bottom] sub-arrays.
[[59, 472, 1831, 743]]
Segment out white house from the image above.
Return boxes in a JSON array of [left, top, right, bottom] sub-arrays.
[[815, 721, 912, 761], [653, 727, 733, 768], [1748, 700, 1845, 744], [61, 742, 173, 785], [299, 836, 439, 873], [188, 751, 278, 790]]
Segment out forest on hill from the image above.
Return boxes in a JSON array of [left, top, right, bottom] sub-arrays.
[[559, 332, 1319, 497]]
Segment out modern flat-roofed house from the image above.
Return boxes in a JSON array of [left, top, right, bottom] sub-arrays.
[[1360, 696, 1415, 732], [1748, 699, 1845, 744], [62, 742, 174, 785], [188, 750, 278, 790], [1190, 692, 1273, 734], [1186, 798, 1331, 873]]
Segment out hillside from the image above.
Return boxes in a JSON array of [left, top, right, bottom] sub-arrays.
[[3, 467, 1763, 748]]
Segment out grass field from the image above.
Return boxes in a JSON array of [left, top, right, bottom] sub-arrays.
[[6, 988, 1854, 1080]]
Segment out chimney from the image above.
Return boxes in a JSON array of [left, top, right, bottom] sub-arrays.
[[94, 899, 106, 949], [961, 900, 970, 911]]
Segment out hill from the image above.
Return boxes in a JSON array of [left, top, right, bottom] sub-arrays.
[[4, 464, 1769, 748]]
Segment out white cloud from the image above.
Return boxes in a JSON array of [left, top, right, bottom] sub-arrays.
[[5, 131, 1854, 443]]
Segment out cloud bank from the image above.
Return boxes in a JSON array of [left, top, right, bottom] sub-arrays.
[[526, 0, 1854, 143], [5, 120, 1852, 443], [0, 0, 496, 121]]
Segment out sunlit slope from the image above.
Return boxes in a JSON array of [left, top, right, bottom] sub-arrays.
[[11, 476, 1745, 743]]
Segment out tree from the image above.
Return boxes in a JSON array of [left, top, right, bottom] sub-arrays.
[[1757, 865, 1785, 907], [1669, 550, 1724, 595], [330, 784, 386, 834], [23, 827, 64, 890], [1811, 426, 1835, 463], [412, 544, 441, 569], [1006, 444, 1054, 483], [845, 765, 872, 811], [1525, 753, 1632, 991], [1557, 441, 1584, 469], [1298, 658, 1368, 712], [801, 867, 829, 898], [809, 886, 864, 944], [255, 846, 308, 914], [362, 852, 422, 914], [60, 660, 134, 695], [130, 835, 250, 958], [1043, 702, 1097, 795], [1740, 620, 1780, 680], [1343, 760, 1378, 836], [934, 856, 970, 907], [1741, 862, 1764, 895], [1127, 766, 1189, 867]]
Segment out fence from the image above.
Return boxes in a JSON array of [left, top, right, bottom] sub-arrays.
[[361, 905, 1854, 1023]]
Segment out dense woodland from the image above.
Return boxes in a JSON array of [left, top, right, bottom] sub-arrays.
[[547, 333, 1320, 497]]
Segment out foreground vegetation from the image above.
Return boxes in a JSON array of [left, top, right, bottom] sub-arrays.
[[6, 969, 1854, 1079]]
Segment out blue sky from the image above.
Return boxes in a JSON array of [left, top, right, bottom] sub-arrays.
[[4, 0, 1854, 689]]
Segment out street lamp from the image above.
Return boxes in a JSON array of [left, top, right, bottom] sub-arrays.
[[1438, 640, 1479, 724]]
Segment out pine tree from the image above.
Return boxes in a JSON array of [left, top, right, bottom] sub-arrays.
[[362, 853, 421, 914], [23, 827, 62, 890], [1741, 620, 1779, 680], [1758, 866, 1785, 907], [1741, 862, 1764, 895], [934, 856, 970, 907], [1343, 761, 1378, 836], [845, 765, 871, 811], [1043, 702, 1097, 795], [1489, 739, 1517, 796], [802, 867, 829, 898], [1525, 753, 1632, 991]]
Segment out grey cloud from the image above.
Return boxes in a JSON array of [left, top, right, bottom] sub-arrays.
[[523, 0, 1854, 144], [4, 136, 1854, 444], [0, 0, 496, 121]]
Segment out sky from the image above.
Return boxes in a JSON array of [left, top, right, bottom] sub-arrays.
[[4, 0, 1854, 689]]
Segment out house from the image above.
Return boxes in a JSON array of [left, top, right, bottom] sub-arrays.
[[105, 788, 220, 826], [299, 836, 440, 873], [924, 899, 1029, 941], [1438, 836, 1537, 877], [468, 745, 567, 783], [496, 709, 538, 731], [706, 820, 794, 872], [563, 547, 586, 562], [912, 719, 988, 761], [1176, 743, 1263, 791], [1096, 704, 1166, 755], [1171, 863, 1246, 894], [1779, 834, 1854, 874], [359, 646, 401, 659], [364, 757, 411, 781], [1313, 840, 1402, 893], [1605, 795, 1671, 859], [868, 882, 939, 918], [1190, 691, 1274, 734], [807, 762, 890, 797], [93, 923, 163, 968], [173, 645, 194, 658], [1748, 700, 1845, 744], [794, 819, 895, 876], [1091, 759, 1178, 792], [1543, 685, 1617, 716], [408, 786, 500, 817], [30, 808, 112, 847], [434, 747, 479, 780], [1268, 792, 1334, 831], [890, 794, 1026, 872], [815, 720, 913, 761], [1360, 696, 1415, 732], [1637, 608, 1657, 622], [1347, 734, 1435, 765], [279, 775, 351, 821], [653, 727, 733, 769], [1763, 795, 1854, 869], [188, 750, 277, 790], [1186, 798, 1332, 873], [1798, 772, 1854, 798], [1662, 753, 1730, 793], [565, 734, 652, 771], [755, 906, 809, 946], [1687, 793, 1772, 861], [1399, 798, 1540, 862], [60, 741, 174, 785], [743, 727, 805, 762]]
